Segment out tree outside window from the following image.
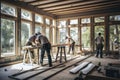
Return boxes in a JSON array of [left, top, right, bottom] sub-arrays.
[[1, 18, 15, 57]]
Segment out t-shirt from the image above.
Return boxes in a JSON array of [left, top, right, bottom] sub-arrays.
[[28, 35, 36, 43], [36, 34, 49, 45], [95, 36, 104, 45]]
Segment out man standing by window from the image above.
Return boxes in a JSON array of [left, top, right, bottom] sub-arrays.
[[95, 33, 104, 58]]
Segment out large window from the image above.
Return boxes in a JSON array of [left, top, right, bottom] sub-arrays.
[[70, 19, 78, 25], [110, 15, 120, 21], [94, 26, 105, 50], [21, 9, 32, 20], [81, 18, 90, 24], [94, 26, 104, 38], [35, 25, 42, 33], [59, 20, 66, 27], [94, 17, 105, 23], [21, 22, 31, 47], [1, 18, 15, 57], [45, 18, 50, 25], [109, 25, 120, 51], [59, 28, 67, 44], [46, 27, 50, 40], [70, 27, 78, 44], [1, 3, 16, 16], [52, 20, 56, 26], [81, 27, 90, 50], [57, 20, 67, 44], [35, 14, 43, 23]]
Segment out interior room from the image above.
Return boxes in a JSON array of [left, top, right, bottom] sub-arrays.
[[0, 0, 120, 80]]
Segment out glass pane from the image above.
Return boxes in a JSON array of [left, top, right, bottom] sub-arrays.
[[1, 18, 15, 57], [59, 20, 66, 27], [70, 19, 78, 24], [35, 25, 42, 33], [21, 9, 32, 20], [81, 18, 90, 23], [81, 27, 90, 50], [1, 3, 16, 16], [35, 14, 43, 23], [59, 28, 67, 43], [110, 15, 120, 21], [53, 20, 56, 26], [46, 27, 50, 40], [94, 26, 105, 50], [46, 18, 50, 25], [95, 17, 105, 23], [109, 25, 120, 51], [70, 27, 78, 44], [21, 22, 31, 47]]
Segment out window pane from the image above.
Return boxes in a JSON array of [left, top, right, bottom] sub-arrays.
[[59, 20, 66, 27], [1, 18, 15, 57], [21, 9, 32, 20], [110, 15, 120, 21], [21, 22, 31, 47], [81, 18, 90, 23], [35, 14, 43, 23], [1, 3, 16, 16], [46, 27, 50, 40], [53, 20, 56, 26], [70, 27, 78, 44], [35, 25, 42, 33], [81, 27, 90, 50], [95, 17, 105, 23], [70, 19, 78, 24], [59, 28, 67, 43], [109, 25, 120, 51], [94, 26, 105, 50], [46, 18, 50, 25], [94, 26, 104, 38]]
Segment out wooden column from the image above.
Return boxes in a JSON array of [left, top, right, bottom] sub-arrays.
[[50, 19, 52, 43], [67, 19, 70, 37], [91, 17, 94, 52], [17, 7, 21, 55], [32, 13, 35, 34], [80, 18, 82, 51], [105, 15, 109, 55], [78, 18, 81, 51]]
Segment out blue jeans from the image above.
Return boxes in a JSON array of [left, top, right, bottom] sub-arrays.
[[40, 43, 52, 66], [96, 44, 104, 58]]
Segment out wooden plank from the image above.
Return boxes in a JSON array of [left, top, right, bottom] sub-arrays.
[[81, 63, 95, 75], [69, 62, 90, 74]]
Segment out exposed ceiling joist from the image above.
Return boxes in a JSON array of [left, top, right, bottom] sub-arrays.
[[3, 0, 120, 18], [48, 1, 119, 13]]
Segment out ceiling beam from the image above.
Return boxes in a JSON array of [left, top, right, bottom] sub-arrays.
[[53, 3, 120, 15], [19, 0, 36, 2], [57, 6, 120, 18], [41, 0, 108, 10], [36, 0, 83, 8], [1, 0, 57, 18], [48, 1, 120, 13], [29, 0, 58, 5]]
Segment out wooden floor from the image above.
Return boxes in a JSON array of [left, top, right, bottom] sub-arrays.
[[0, 54, 119, 80]]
